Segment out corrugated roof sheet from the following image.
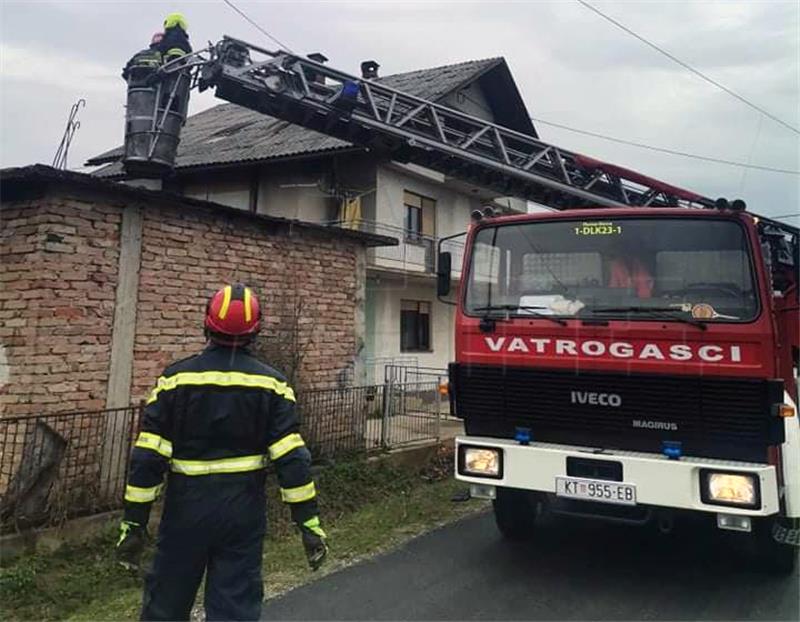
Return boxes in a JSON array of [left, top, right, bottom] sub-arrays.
[[89, 57, 503, 177]]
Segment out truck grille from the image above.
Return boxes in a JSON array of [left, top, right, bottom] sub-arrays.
[[452, 364, 783, 462]]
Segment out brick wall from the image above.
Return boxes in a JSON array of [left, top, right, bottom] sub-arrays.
[[130, 202, 359, 402], [1, 183, 364, 417], [0, 195, 122, 416]]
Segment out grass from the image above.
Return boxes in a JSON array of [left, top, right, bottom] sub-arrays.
[[1, 447, 486, 621]]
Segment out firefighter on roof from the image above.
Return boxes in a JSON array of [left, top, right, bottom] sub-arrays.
[[116, 284, 327, 621]]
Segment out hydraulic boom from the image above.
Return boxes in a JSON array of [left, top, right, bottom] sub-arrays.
[[140, 37, 715, 211]]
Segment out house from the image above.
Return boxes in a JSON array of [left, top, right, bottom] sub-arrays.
[[87, 57, 538, 382]]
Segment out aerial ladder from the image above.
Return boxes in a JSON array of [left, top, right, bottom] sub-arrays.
[[123, 36, 723, 212]]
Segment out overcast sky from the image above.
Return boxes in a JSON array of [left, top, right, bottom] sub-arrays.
[[1, 0, 797, 223]]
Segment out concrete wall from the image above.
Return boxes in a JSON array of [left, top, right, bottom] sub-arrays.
[[177, 154, 379, 226], [371, 163, 481, 275], [255, 160, 334, 222], [366, 274, 454, 376], [182, 173, 252, 211]]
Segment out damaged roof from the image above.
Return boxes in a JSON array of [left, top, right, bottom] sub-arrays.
[[88, 57, 536, 176]]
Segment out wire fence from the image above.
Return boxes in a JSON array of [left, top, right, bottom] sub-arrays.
[[0, 382, 444, 533]]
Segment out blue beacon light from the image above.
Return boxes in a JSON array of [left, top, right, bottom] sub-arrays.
[[662, 440, 682, 460]]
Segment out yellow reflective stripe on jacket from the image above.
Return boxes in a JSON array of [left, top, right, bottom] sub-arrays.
[[146, 371, 295, 405], [125, 484, 162, 503], [281, 482, 316, 503], [268, 433, 305, 461], [165, 48, 187, 58], [134, 432, 173, 458], [170, 454, 266, 476]]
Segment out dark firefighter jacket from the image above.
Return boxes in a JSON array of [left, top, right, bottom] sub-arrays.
[[123, 344, 318, 527], [158, 27, 192, 62], [122, 46, 162, 81]]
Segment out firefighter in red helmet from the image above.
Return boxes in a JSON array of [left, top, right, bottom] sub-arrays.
[[116, 284, 327, 621]]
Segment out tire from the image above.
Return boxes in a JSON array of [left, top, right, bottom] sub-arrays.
[[754, 517, 798, 576], [492, 487, 540, 541]]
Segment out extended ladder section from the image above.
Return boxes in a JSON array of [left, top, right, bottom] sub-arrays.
[[162, 37, 715, 210]]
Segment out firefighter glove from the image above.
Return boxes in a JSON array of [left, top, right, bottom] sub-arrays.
[[300, 516, 328, 571], [116, 520, 147, 571]]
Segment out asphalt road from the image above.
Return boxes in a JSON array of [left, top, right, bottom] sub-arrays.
[[263, 509, 799, 620]]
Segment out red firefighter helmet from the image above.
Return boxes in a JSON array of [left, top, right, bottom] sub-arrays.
[[204, 284, 261, 342]]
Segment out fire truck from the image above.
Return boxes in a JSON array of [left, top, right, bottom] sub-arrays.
[[122, 37, 799, 573]]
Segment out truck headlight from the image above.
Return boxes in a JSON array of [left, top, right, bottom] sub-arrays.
[[458, 445, 503, 479], [700, 470, 760, 509]]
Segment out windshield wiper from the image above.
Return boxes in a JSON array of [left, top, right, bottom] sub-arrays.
[[588, 306, 707, 331], [473, 305, 568, 326]]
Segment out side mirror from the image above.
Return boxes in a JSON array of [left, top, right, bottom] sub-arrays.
[[437, 251, 452, 297]]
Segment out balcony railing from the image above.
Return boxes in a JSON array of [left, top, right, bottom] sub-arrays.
[[327, 219, 464, 276]]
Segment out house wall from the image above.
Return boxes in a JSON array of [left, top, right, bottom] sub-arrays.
[[255, 160, 333, 222], [442, 81, 494, 122], [366, 274, 454, 377], [371, 163, 480, 275], [182, 172, 252, 211], [0, 184, 370, 418]]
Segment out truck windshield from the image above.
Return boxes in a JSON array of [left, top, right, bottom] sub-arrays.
[[464, 218, 759, 322]]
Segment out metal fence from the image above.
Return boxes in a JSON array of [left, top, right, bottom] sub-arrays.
[[377, 380, 444, 448], [0, 382, 443, 532], [298, 381, 443, 456], [0, 407, 139, 533], [384, 364, 447, 386]]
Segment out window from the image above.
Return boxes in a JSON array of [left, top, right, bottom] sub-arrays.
[[404, 191, 435, 243], [465, 218, 758, 322], [400, 300, 432, 351]]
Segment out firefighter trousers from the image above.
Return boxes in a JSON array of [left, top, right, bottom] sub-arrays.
[[141, 473, 267, 622]]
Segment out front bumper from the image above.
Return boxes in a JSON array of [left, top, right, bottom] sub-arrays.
[[455, 436, 780, 516]]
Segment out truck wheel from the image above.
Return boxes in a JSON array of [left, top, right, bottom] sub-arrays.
[[754, 517, 798, 575], [493, 487, 539, 541]]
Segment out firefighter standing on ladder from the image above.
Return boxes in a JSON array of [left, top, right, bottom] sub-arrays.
[[116, 284, 327, 621]]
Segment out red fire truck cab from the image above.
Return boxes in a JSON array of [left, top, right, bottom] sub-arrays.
[[441, 205, 799, 574]]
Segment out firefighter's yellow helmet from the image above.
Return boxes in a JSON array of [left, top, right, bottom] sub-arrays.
[[163, 12, 188, 31]]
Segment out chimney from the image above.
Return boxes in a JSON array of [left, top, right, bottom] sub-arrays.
[[360, 60, 380, 79], [307, 53, 328, 84]]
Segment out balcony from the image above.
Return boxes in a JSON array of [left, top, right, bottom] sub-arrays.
[[327, 220, 464, 277]]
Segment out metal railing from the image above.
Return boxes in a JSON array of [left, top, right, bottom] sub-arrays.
[[364, 356, 420, 386], [327, 219, 465, 276], [0, 382, 443, 532], [384, 364, 447, 386]]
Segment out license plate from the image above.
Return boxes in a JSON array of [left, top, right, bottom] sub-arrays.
[[555, 476, 637, 506]]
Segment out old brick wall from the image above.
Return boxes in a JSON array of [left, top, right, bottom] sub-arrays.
[[0, 195, 122, 417], [131, 203, 360, 401], [133, 202, 363, 399], [1, 187, 364, 416]]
